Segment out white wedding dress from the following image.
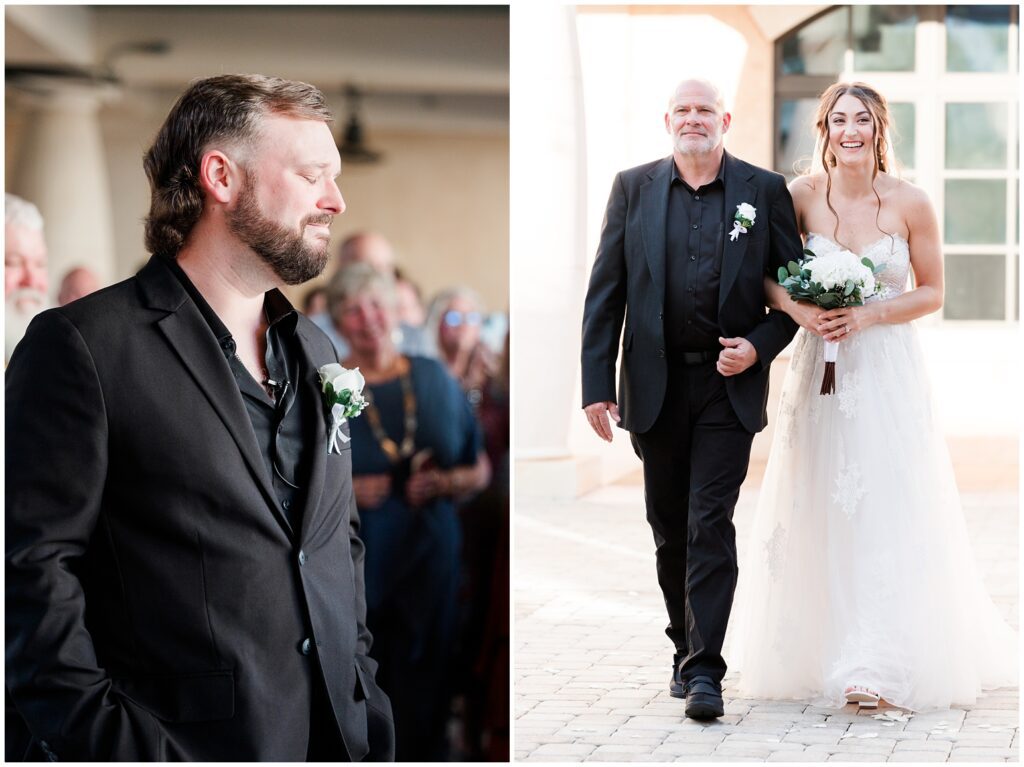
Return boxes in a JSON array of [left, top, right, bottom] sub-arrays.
[[731, 233, 1017, 710]]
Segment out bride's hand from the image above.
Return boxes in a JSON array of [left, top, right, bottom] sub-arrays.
[[784, 299, 825, 336], [818, 305, 876, 342]]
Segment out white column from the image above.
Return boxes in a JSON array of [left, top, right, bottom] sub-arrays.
[[11, 83, 117, 300], [512, 6, 601, 497]]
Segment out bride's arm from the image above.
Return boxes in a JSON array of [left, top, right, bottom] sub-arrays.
[[818, 187, 943, 341], [763, 176, 823, 334], [764, 276, 823, 334]]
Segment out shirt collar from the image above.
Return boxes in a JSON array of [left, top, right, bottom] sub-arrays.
[[670, 152, 727, 187], [163, 257, 298, 358]]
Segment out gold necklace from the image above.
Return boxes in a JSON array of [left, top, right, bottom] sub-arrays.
[[363, 367, 417, 463]]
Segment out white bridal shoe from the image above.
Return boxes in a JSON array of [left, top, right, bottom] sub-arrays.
[[844, 685, 880, 708]]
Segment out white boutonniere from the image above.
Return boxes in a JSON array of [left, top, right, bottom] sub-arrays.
[[729, 202, 757, 241], [318, 363, 368, 454]]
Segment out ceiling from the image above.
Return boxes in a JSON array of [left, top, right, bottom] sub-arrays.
[[6, 5, 509, 132]]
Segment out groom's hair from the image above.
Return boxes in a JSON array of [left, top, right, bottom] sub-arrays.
[[142, 74, 333, 259]]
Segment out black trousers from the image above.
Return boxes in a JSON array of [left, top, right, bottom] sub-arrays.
[[630, 360, 754, 684]]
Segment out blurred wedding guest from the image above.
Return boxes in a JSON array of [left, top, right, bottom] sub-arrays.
[[452, 329, 509, 761], [328, 263, 490, 761], [392, 266, 431, 357], [5, 193, 49, 360], [57, 266, 101, 306], [394, 267, 426, 327], [425, 286, 497, 405], [314, 230, 430, 357], [302, 284, 328, 316]]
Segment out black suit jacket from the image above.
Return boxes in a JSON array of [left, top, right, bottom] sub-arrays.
[[581, 152, 800, 434], [5, 256, 394, 761]]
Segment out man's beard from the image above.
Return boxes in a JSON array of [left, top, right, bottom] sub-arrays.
[[227, 174, 332, 286], [6, 288, 48, 360], [674, 128, 721, 156]]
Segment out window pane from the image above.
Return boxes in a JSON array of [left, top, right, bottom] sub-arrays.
[[943, 254, 1006, 319], [777, 99, 821, 179], [852, 5, 917, 71], [945, 103, 1008, 169], [946, 5, 1011, 72], [781, 7, 846, 75], [888, 102, 915, 171], [944, 180, 1006, 244]]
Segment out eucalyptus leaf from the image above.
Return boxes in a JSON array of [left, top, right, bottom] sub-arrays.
[[787, 261, 801, 276], [777, 267, 789, 283]]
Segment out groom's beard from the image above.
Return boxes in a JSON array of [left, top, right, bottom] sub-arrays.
[[6, 288, 48, 360], [227, 175, 333, 286]]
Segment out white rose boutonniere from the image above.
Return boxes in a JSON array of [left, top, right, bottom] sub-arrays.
[[729, 202, 757, 242], [318, 363, 368, 454]]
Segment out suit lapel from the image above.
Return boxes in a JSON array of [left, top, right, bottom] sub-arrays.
[[294, 325, 331, 544], [138, 257, 293, 538], [639, 157, 673, 307], [719, 152, 758, 308]]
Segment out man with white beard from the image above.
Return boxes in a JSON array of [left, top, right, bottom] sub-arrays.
[[5, 194, 50, 361]]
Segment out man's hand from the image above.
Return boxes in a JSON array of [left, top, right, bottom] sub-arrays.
[[717, 337, 758, 377], [584, 401, 620, 442], [354, 474, 392, 509]]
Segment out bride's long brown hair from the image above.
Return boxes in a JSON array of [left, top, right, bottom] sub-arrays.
[[812, 82, 896, 251]]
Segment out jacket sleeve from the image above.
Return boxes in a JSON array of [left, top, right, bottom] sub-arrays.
[[746, 174, 800, 370], [5, 311, 164, 761], [580, 172, 629, 407], [348, 485, 373, 658]]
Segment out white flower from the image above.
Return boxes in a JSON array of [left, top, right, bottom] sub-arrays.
[[319, 363, 365, 398], [317, 363, 368, 454], [805, 249, 875, 296], [730, 202, 757, 241], [736, 202, 756, 223]]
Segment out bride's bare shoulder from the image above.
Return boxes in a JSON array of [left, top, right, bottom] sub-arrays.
[[788, 172, 826, 196], [884, 175, 935, 217], [788, 173, 827, 211]]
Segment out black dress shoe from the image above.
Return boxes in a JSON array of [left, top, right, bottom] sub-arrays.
[[683, 675, 724, 719], [669, 653, 686, 698]]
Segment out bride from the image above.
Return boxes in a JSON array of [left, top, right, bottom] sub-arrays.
[[731, 82, 1017, 710]]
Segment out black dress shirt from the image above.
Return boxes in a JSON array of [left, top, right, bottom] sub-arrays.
[[165, 259, 314, 529], [664, 156, 727, 355]]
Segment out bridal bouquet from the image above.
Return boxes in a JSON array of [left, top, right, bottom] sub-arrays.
[[777, 248, 879, 395]]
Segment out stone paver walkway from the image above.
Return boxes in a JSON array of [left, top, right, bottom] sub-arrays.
[[515, 473, 1019, 763]]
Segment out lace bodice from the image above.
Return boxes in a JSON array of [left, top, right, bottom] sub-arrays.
[[805, 232, 910, 302]]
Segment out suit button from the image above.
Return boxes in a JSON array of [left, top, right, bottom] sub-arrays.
[[690, 256, 696, 261], [300, 638, 312, 655], [658, 349, 665, 358], [659, 312, 664, 320], [298, 550, 307, 566], [691, 223, 698, 230], [283, 499, 291, 511]]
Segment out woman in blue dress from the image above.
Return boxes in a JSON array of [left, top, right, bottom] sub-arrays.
[[327, 263, 490, 761]]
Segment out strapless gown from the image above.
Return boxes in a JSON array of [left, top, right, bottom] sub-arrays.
[[730, 233, 1017, 710]]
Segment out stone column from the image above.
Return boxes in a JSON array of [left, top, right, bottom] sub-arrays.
[[10, 82, 117, 301], [513, 6, 602, 497]]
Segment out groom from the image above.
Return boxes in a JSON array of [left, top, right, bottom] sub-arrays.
[[581, 79, 800, 719], [6, 75, 393, 760]]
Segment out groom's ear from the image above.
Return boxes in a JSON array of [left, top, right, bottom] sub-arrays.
[[664, 111, 672, 134], [721, 112, 732, 134]]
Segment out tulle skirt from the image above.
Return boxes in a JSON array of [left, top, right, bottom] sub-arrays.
[[731, 323, 1017, 710]]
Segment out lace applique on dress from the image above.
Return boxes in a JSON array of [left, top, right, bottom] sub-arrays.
[[777, 396, 799, 450], [832, 446, 867, 519], [837, 367, 865, 419], [764, 522, 787, 580]]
